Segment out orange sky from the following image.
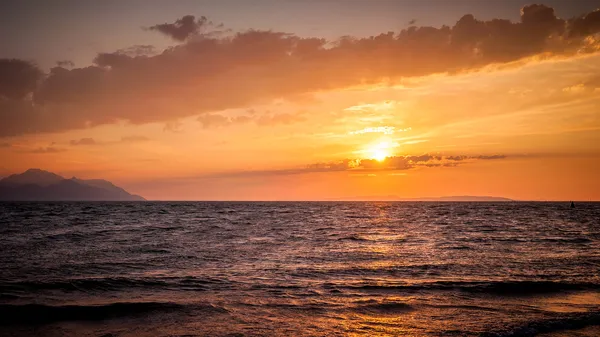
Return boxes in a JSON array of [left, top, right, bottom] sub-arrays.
[[1, 2, 599, 200]]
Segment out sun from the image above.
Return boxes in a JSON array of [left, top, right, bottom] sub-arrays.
[[372, 148, 388, 161], [366, 141, 392, 161]]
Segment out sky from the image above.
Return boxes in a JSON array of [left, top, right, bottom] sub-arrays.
[[1, 0, 600, 200]]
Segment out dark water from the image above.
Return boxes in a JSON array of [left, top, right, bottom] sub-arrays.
[[1, 202, 599, 337]]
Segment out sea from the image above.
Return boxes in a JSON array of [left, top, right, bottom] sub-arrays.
[[0, 202, 599, 337]]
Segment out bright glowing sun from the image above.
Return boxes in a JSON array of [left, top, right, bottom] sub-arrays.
[[372, 148, 388, 161], [367, 141, 392, 161]]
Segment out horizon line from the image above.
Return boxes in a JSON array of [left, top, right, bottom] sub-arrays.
[[3, 199, 594, 202]]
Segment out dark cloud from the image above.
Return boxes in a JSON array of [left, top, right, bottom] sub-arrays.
[[56, 60, 74, 68], [148, 15, 220, 41], [475, 155, 506, 160], [149, 15, 197, 41], [117, 45, 156, 56], [0, 142, 10, 147], [568, 9, 600, 38], [0, 59, 43, 100], [93, 45, 157, 68], [2, 5, 600, 137], [447, 155, 467, 161], [70, 137, 96, 146], [35, 65, 106, 105]]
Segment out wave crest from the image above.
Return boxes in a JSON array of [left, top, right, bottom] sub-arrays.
[[0, 301, 226, 326]]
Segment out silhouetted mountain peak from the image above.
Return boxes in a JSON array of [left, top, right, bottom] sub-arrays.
[[0, 168, 64, 187], [0, 169, 145, 201]]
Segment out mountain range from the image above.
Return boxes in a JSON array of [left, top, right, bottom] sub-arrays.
[[0, 169, 145, 201]]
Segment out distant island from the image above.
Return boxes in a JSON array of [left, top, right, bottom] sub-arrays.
[[328, 195, 514, 202], [0, 169, 145, 201]]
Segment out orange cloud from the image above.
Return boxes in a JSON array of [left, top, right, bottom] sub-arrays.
[[26, 146, 66, 154], [69, 136, 149, 146], [70, 138, 96, 146], [197, 110, 305, 128], [207, 153, 509, 178]]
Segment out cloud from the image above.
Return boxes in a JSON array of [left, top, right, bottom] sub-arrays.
[[69, 136, 148, 146], [344, 101, 397, 112], [0, 142, 10, 148], [27, 146, 66, 154], [307, 154, 506, 172], [163, 121, 183, 133], [402, 139, 429, 145], [568, 9, 600, 38], [212, 153, 508, 178], [447, 155, 467, 161], [197, 110, 304, 128], [120, 135, 150, 143], [56, 60, 74, 68], [475, 155, 506, 160], [256, 112, 305, 126], [0, 59, 43, 100], [197, 113, 238, 129], [148, 15, 221, 41], [562, 83, 587, 93], [2, 5, 600, 136], [149, 15, 199, 41], [117, 45, 156, 56], [349, 126, 406, 135], [70, 137, 96, 145]]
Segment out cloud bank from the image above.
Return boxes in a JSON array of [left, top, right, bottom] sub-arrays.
[[2, 5, 600, 137], [27, 146, 66, 154], [213, 153, 508, 178], [69, 136, 149, 146]]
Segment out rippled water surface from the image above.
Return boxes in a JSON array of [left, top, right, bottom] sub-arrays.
[[1, 202, 599, 336]]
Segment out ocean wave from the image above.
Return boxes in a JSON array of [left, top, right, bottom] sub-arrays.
[[481, 311, 600, 337], [0, 276, 230, 294], [351, 300, 413, 314], [538, 237, 592, 244], [337, 280, 599, 295], [292, 263, 456, 278], [338, 234, 370, 241], [424, 303, 506, 312], [0, 301, 227, 325]]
